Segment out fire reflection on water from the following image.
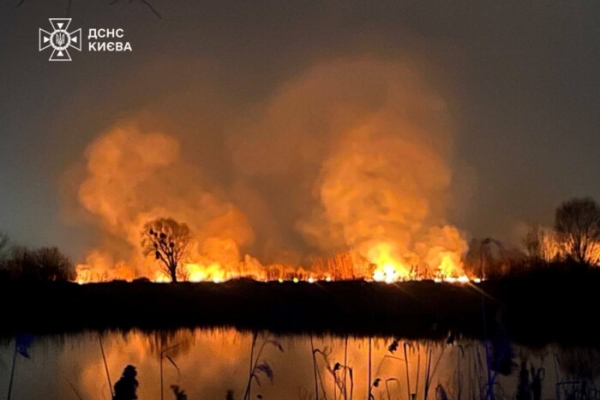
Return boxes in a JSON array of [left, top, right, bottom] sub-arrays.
[[1, 329, 599, 400]]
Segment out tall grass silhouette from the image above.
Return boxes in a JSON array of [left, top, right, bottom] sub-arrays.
[[243, 331, 283, 400]]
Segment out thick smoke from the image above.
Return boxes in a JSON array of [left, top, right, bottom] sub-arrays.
[[70, 57, 469, 280], [289, 59, 467, 277], [75, 125, 255, 280]]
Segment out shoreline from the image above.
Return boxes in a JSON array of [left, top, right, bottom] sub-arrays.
[[2, 269, 599, 347]]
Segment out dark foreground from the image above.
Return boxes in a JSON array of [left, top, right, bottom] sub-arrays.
[[2, 266, 600, 347]]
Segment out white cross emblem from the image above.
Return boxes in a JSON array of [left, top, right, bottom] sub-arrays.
[[39, 18, 82, 61]]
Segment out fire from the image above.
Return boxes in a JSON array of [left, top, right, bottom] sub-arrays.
[[153, 273, 170, 283], [75, 244, 476, 284], [438, 253, 458, 276], [67, 58, 477, 287], [366, 241, 468, 283], [186, 263, 227, 283], [368, 243, 408, 283], [525, 225, 600, 265]]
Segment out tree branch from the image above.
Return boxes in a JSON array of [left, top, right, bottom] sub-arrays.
[[139, 0, 161, 19], [109, 0, 162, 19]]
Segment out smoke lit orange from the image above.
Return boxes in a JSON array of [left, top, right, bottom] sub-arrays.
[[68, 58, 474, 286]]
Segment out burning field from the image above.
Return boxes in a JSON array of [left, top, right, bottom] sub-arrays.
[[67, 57, 474, 285]]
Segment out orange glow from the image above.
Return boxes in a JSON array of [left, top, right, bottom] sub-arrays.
[[75, 244, 477, 285], [69, 328, 488, 400], [368, 242, 409, 283], [186, 263, 227, 283], [69, 61, 477, 286]]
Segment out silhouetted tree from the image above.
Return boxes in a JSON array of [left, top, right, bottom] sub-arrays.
[[113, 365, 139, 400], [523, 224, 562, 263], [6, 246, 75, 281], [142, 218, 191, 282], [34, 247, 76, 281], [555, 197, 600, 264]]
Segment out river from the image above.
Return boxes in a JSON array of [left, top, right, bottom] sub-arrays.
[[1, 328, 598, 400]]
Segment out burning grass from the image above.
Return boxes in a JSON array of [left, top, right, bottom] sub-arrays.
[[75, 248, 477, 285]]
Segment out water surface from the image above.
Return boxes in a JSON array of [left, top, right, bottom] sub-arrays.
[[1, 329, 599, 399]]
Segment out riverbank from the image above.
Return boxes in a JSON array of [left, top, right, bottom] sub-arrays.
[[2, 266, 599, 346]]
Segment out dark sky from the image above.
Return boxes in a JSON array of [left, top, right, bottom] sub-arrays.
[[1, 0, 600, 262]]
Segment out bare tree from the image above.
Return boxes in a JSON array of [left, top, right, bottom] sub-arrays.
[[33, 247, 76, 281], [523, 224, 563, 262], [6, 246, 75, 281], [142, 218, 191, 282], [554, 197, 600, 265]]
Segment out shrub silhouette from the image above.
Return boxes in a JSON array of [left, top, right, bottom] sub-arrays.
[[113, 365, 139, 400]]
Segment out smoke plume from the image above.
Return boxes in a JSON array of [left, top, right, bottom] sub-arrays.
[[69, 56, 469, 281], [75, 125, 254, 280]]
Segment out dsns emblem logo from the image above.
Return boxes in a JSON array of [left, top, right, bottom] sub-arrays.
[[39, 18, 82, 61]]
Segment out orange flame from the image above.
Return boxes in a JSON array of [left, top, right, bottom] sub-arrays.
[[75, 244, 474, 285], [69, 58, 477, 286]]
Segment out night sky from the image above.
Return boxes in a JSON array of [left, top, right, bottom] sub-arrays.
[[1, 0, 600, 261]]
